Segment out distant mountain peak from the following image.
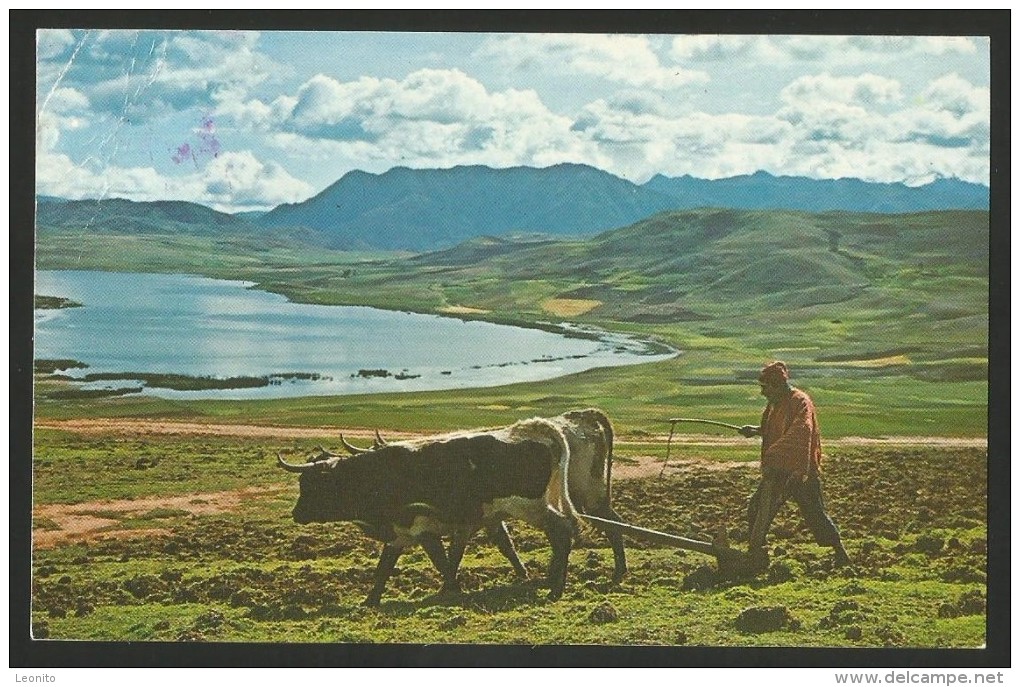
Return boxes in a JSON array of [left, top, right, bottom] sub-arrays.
[[38, 165, 988, 253]]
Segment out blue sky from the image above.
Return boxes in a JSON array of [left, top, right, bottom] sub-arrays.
[[36, 30, 990, 212]]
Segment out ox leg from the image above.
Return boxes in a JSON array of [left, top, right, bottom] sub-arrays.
[[418, 533, 455, 594], [591, 505, 628, 583], [442, 530, 472, 594], [364, 544, 402, 607], [487, 521, 528, 578], [541, 508, 574, 601]]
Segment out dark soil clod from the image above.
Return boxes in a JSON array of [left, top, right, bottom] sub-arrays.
[[588, 602, 620, 624], [735, 605, 796, 633]]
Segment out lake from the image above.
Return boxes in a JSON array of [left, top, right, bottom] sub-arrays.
[[34, 270, 677, 400]]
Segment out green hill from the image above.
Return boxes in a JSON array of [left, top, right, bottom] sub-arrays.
[[36, 197, 253, 235], [309, 208, 987, 391], [405, 208, 987, 312]]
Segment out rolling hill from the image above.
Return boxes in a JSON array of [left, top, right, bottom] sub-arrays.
[[643, 171, 989, 214], [406, 207, 989, 323], [36, 197, 254, 236]]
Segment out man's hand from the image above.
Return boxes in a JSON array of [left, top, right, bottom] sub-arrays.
[[738, 425, 760, 438]]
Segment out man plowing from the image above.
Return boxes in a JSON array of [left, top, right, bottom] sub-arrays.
[[738, 361, 852, 570]]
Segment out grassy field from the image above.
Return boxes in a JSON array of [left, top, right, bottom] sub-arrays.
[[34, 361, 987, 439], [30, 428, 986, 647]]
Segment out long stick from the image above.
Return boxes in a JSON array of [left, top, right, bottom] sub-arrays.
[[658, 417, 745, 479], [658, 419, 677, 478], [666, 418, 744, 432]]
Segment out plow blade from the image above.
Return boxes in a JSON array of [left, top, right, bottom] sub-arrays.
[[579, 514, 764, 578]]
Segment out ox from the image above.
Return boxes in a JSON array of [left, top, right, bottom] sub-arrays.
[[337, 408, 628, 590], [278, 418, 576, 606]]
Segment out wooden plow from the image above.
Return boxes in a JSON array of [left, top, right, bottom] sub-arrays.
[[578, 514, 766, 579]]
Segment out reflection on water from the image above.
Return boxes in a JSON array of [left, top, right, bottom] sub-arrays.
[[34, 270, 677, 399]]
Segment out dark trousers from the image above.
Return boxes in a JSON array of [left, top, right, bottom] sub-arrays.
[[747, 470, 843, 550]]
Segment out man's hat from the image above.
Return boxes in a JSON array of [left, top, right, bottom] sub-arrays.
[[759, 361, 790, 385]]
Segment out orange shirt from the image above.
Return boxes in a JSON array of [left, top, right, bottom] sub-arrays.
[[760, 388, 822, 477]]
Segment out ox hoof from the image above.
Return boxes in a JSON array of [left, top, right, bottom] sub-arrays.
[[739, 548, 769, 577], [362, 596, 382, 608], [612, 568, 628, 584], [439, 581, 462, 595]]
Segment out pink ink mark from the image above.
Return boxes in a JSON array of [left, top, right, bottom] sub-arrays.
[[169, 115, 223, 165], [171, 142, 192, 165], [197, 116, 222, 158]]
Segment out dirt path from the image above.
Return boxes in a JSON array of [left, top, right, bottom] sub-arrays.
[[34, 418, 988, 448], [32, 487, 283, 550]]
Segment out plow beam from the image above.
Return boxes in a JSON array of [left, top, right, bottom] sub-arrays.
[[579, 514, 764, 578]]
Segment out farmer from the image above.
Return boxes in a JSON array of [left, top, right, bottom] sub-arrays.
[[738, 361, 851, 570]]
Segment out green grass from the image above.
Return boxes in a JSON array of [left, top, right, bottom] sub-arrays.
[[34, 361, 987, 439]]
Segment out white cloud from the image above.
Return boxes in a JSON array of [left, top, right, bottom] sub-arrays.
[[479, 34, 709, 89], [46, 86, 91, 113], [36, 29, 77, 60], [38, 30, 279, 122], [666, 35, 984, 66], [561, 68, 988, 186], [232, 68, 590, 176], [914, 36, 980, 55], [780, 73, 902, 106], [920, 72, 989, 117], [669, 35, 757, 61], [36, 136, 312, 212], [199, 151, 314, 208]]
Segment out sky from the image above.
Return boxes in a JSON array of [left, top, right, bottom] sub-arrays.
[[35, 29, 991, 213]]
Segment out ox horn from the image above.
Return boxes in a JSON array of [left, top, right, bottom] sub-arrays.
[[276, 452, 318, 473], [373, 430, 389, 447], [339, 433, 371, 455]]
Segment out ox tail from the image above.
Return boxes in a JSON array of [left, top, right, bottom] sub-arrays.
[[511, 417, 576, 519], [590, 408, 615, 508], [565, 407, 615, 508], [544, 417, 576, 519]]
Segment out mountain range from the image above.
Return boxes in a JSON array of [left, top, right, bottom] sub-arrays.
[[37, 164, 989, 252]]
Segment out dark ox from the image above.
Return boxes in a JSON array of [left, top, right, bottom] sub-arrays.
[[278, 418, 576, 606], [436, 408, 627, 587]]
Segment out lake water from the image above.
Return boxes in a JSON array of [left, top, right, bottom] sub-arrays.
[[34, 270, 676, 400]]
